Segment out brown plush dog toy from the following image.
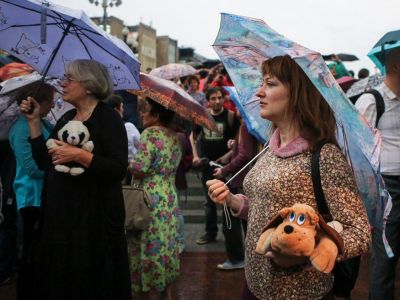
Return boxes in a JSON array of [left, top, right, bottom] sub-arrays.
[[255, 203, 344, 273]]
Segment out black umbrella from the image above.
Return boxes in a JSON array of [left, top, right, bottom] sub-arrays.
[[322, 53, 359, 62]]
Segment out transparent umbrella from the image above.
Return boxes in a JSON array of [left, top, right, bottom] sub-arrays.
[[213, 13, 386, 231]]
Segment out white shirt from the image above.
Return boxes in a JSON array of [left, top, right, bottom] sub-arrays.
[[355, 83, 400, 175], [124, 122, 140, 161]]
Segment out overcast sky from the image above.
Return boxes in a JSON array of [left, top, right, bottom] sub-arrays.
[[51, 0, 398, 75]]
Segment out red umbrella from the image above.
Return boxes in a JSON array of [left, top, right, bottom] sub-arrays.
[[129, 73, 218, 132], [0, 62, 34, 81], [336, 76, 358, 93]]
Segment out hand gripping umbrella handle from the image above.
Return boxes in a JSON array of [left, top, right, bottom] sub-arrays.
[[223, 144, 269, 229]]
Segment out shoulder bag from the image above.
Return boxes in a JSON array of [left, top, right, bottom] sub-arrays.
[[122, 178, 151, 232], [311, 142, 361, 299]]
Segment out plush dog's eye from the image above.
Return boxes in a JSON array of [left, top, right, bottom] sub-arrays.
[[297, 214, 306, 225], [289, 211, 296, 222]]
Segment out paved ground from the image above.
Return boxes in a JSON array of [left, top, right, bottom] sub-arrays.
[[183, 223, 226, 253], [2, 223, 400, 299]]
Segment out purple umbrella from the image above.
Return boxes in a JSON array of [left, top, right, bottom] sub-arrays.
[[0, 0, 140, 90]]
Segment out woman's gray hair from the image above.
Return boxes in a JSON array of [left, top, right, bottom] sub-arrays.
[[67, 59, 113, 100]]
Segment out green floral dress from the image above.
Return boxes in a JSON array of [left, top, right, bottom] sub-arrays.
[[127, 126, 182, 293]]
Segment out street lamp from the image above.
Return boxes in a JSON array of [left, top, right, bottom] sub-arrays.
[[88, 0, 122, 31], [121, 27, 139, 55], [122, 26, 129, 44]]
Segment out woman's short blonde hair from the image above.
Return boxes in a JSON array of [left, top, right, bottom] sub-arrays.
[[67, 59, 113, 101]]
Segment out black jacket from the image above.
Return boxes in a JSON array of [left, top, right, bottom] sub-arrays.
[[30, 102, 131, 300]]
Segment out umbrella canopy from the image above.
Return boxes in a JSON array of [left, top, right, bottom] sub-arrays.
[[0, 72, 62, 139], [0, 71, 59, 95], [346, 74, 385, 99], [223, 85, 269, 143], [0, 62, 34, 81], [149, 63, 197, 80], [0, 92, 19, 140], [0, 0, 140, 90], [336, 76, 358, 93], [129, 73, 218, 132], [368, 29, 400, 74], [213, 13, 385, 229], [322, 53, 359, 62]]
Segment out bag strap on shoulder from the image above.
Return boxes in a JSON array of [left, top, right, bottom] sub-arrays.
[[311, 142, 331, 217], [364, 89, 385, 128]]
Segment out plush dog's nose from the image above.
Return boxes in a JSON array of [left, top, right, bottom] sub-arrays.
[[284, 225, 294, 234], [71, 136, 75, 140]]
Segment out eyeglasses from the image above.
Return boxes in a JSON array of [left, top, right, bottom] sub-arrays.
[[60, 74, 78, 83]]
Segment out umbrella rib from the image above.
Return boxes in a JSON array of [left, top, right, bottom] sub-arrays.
[[1, 0, 47, 14], [1, 1, 103, 37], [5, 22, 59, 28], [40, 20, 75, 78], [50, 10, 104, 36], [70, 26, 93, 59], [76, 29, 128, 63], [1, 0, 69, 24]]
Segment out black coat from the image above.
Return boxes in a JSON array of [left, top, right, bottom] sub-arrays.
[[30, 102, 131, 300]]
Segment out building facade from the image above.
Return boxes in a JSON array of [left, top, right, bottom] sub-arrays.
[[129, 23, 157, 72], [156, 36, 178, 67], [91, 16, 124, 38]]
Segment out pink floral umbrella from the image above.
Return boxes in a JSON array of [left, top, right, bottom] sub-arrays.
[[129, 73, 218, 132], [149, 63, 197, 80]]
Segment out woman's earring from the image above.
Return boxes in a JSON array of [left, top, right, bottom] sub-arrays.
[[86, 90, 92, 95]]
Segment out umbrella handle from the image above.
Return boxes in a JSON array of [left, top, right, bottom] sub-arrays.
[[223, 144, 269, 230]]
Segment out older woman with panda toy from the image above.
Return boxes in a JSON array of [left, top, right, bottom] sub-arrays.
[[19, 59, 131, 300]]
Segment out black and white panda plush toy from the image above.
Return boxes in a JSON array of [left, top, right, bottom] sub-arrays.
[[46, 120, 94, 176]]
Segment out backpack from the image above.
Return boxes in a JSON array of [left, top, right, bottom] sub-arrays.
[[357, 89, 385, 128], [311, 143, 361, 298]]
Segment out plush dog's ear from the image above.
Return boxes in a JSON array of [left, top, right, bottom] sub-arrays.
[[308, 210, 319, 225], [259, 207, 291, 233], [279, 207, 292, 218], [318, 214, 344, 254], [260, 213, 284, 234]]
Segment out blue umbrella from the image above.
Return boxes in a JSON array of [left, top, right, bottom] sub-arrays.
[[213, 13, 386, 231], [223, 85, 269, 143], [0, 0, 140, 90], [368, 29, 400, 74]]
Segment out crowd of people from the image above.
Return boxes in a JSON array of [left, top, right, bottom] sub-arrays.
[[0, 25, 399, 300]]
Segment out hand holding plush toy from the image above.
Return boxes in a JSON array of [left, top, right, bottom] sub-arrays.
[[46, 120, 94, 176], [255, 203, 344, 273]]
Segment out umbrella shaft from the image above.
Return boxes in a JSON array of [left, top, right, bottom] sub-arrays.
[[225, 145, 269, 186], [41, 20, 74, 79]]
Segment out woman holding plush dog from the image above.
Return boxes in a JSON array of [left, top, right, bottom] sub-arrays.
[[207, 55, 370, 300], [19, 59, 131, 300]]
